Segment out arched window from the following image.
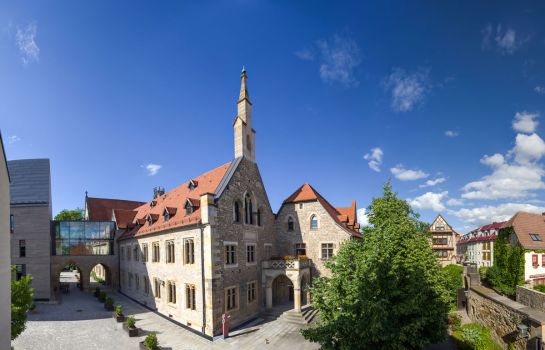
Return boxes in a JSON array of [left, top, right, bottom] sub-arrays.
[[234, 201, 241, 223], [287, 217, 294, 232], [257, 209, 261, 227], [310, 215, 319, 230], [245, 193, 254, 225]]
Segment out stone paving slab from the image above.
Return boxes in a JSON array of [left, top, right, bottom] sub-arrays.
[[12, 286, 319, 350]]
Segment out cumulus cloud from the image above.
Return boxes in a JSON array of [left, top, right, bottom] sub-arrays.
[[15, 23, 39, 65], [453, 203, 545, 226], [409, 191, 448, 212], [513, 111, 539, 133], [446, 198, 464, 206], [143, 164, 162, 176], [445, 130, 459, 137], [535, 86, 545, 95], [383, 68, 430, 112], [390, 164, 429, 181], [419, 177, 446, 188], [480, 153, 505, 167], [7, 135, 21, 144], [363, 147, 383, 172], [356, 208, 369, 227], [482, 24, 525, 55]]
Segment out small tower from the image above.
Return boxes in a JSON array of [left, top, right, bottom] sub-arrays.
[[233, 67, 256, 162]]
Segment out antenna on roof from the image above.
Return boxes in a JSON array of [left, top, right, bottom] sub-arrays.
[[153, 186, 165, 199]]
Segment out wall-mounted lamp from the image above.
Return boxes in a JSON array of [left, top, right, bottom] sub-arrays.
[[517, 323, 529, 339]]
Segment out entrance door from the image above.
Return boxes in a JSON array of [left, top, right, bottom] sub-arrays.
[[288, 285, 294, 302]]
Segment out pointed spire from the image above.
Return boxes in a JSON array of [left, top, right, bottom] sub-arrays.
[[238, 66, 251, 104]]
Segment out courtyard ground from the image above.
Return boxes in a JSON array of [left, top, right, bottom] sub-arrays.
[[12, 283, 319, 350]]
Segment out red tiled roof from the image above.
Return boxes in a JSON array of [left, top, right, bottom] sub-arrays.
[[468, 221, 506, 234], [86, 197, 145, 221], [118, 162, 232, 241], [283, 183, 362, 238], [502, 211, 545, 250], [113, 209, 138, 229], [458, 235, 496, 245]]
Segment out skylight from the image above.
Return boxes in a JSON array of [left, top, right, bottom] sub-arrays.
[[530, 233, 542, 242]]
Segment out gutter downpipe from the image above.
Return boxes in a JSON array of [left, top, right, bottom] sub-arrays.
[[200, 224, 207, 335]]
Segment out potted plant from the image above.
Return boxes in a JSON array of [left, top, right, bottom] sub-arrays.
[[98, 291, 106, 303], [104, 297, 114, 311], [113, 305, 125, 322], [140, 332, 158, 350], [94, 287, 100, 298], [123, 315, 139, 337]]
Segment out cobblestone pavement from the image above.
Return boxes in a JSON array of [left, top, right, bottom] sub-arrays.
[[12, 285, 319, 350]]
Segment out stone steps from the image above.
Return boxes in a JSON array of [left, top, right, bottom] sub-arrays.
[[278, 305, 318, 325]]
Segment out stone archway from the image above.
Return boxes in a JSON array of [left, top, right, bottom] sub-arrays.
[[89, 263, 111, 290], [272, 274, 294, 307]]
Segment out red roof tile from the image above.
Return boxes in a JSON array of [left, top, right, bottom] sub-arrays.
[[86, 197, 145, 221], [502, 211, 545, 250], [118, 161, 232, 241], [113, 209, 138, 229]]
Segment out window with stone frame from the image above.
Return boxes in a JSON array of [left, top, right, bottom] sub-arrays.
[[167, 281, 176, 304], [257, 208, 262, 226], [295, 243, 306, 257], [19, 240, 26, 258], [244, 193, 254, 225], [133, 245, 139, 261], [247, 281, 257, 303], [246, 244, 256, 264], [166, 240, 175, 263], [185, 284, 196, 310], [310, 215, 319, 230], [184, 238, 195, 264], [233, 201, 241, 223], [321, 243, 334, 260], [225, 244, 237, 266], [135, 274, 140, 291], [142, 244, 148, 262], [152, 242, 160, 262], [154, 278, 161, 298], [226, 286, 238, 311], [128, 273, 133, 289], [287, 216, 294, 232], [144, 277, 150, 295]]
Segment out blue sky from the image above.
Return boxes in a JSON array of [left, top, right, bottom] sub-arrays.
[[2, 1, 545, 233]]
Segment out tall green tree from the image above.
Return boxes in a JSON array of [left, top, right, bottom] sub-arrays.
[[11, 266, 34, 340], [54, 208, 83, 221], [302, 181, 450, 350]]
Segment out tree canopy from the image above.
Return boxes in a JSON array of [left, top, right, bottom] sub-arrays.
[[11, 266, 33, 340], [302, 181, 450, 350], [54, 208, 83, 221]]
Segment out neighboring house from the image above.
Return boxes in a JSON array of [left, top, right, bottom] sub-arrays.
[[429, 214, 458, 266], [501, 212, 545, 285], [0, 132, 11, 347], [458, 222, 504, 267], [8, 159, 53, 301]]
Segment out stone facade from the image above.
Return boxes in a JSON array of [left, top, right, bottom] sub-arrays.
[[516, 285, 545, 312], [0, 134, 10, 349]]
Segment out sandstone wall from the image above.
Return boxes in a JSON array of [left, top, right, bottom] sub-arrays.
[[516, 285, 545, 312]]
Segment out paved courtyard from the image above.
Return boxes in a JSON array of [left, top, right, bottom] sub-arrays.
[[12, 284, 319, 350]]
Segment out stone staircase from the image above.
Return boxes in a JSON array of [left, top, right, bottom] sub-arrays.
[[267, 305, 318, 325]]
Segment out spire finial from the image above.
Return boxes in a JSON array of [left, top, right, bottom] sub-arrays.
[[238, 67, 250, 103], [241, 66, 246, 76]]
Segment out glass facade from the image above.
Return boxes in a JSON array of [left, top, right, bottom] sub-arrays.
[[53, 221, 115, 256]]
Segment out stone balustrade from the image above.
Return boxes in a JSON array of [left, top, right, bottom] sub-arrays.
[[262, 258, 311, 270]]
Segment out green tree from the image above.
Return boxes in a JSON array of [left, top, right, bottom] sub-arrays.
[[302, 181, 450, 350], [11, 266, 34, 340], [54, 208, 83, 221], [442, 264, 463, 309], [486, 227, 525, 297]]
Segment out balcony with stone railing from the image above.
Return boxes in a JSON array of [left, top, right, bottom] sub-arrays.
[[262, 256, 311, 270]]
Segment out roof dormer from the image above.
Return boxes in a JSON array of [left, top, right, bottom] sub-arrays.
[[163, 207, 177, 221], [150, 200, 157, 208], [185, 198, 200, 216], [188, 179, 198, 191]]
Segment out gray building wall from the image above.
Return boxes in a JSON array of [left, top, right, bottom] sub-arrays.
[[8, 159, 52, 301], [0, 134, 11, 349]]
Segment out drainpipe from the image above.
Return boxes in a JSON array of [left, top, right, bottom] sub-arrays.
[[200, 224, 206, 335]]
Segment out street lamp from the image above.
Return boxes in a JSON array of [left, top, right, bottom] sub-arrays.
[[517, 323, 529, 339]]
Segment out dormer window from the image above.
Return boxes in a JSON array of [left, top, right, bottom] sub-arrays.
[[163, 207, 177, 222], [185, 202, 193, 216], [147, 216, 153, 225], [150, 200, 157, 208], [188, 180, 198, 191], [164, 212, 170, 222], [530, 233, 542, 241], [147, 214, 159, 225]]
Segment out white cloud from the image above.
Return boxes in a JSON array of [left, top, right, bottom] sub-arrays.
[[513, 111, 539, 133], [446, 198, 464, 206], [15, 23, 39, 65], [294, 48, 314, 61], [383, 68, 430, 112], [7, 135, 21, 144], [482, 24, 524, 55], [390, 164, 429, 181], [512, 133, 545, 164], [445, 130, 459, 137], [315, 35, 361, 87], [419, 177, 446, 188], [356, 208, 369, 227], [363, 147, 383, 172], [143, 164, 162, 176], [409, 191, 448, 212], [480, 153, 505, 167], [453, 203, 545, 226], [535, 86, 545, 95]]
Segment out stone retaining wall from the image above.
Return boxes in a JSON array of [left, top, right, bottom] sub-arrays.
[[517, 285, 545, 312]]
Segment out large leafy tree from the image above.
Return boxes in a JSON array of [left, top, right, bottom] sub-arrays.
[[54, 208, 83, 221], [302, 182, 450, 349], [11, 266, 34, 340]]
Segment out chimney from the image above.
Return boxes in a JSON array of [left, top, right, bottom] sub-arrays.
[[153, 186, 165, 199]]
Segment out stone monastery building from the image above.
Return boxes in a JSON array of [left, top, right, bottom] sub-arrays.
[[85, 70, 362, 337]]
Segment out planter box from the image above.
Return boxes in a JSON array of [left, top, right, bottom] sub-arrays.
[[104, 304, 114, 311], [113, 314, 125, 322], [123, 323, 139, 337], [139, 342, 158, 350]]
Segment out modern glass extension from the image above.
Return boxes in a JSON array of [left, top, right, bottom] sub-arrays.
[[53, 221, 115, 256]]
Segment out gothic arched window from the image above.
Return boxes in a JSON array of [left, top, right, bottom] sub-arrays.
[[245, 193, 254, 225], [234, 201, 241, 223], [310, 215, 319, 230]]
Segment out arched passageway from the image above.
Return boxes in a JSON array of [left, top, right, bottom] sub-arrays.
[[58, 262, 83, 294], [272, 274, 294, 307], [89, 263, 111, 290]]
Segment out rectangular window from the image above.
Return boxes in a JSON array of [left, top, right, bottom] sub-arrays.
[[295, 243, 306, 257], [226, 286, 237, 311], [533, 254, 539, 266], [14, 264, 26, 281], [542, 255, 545, 267], [247, 281, 257, 303], [531, 234, 542, 241], [142, 244, 148, 262], [246, 244, 256, 264], [135, 274, 140, 291], [185, 284, 196, 310], [167, 281, 176, 304], [264, 244, 272, 260], [184, 239, 195, 264], [432, 238, 448, 245], [166, 240, 175, 263], [10, 214, 15, 233], [225, 244, 237, 265], [133, 245, 139, 262], [144, 277, 150, 295], [321, 243, 334, 260], [19, 240, 26, 258], [154, 278, 161, 298], [152, 242, 160, 262]]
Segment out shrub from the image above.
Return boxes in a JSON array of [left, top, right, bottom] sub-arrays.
[[452, 323, 502, 350], [478, 266, 488, 282], [144, 332, 158, 350], [442, 264, 463, 308], [98, 291, 106, 302], [448, 311, 462, 331], [534, 284, 545, 293], [105, 297, 114, 308], [126, 315, 136, 329], [114, 305, 123, 316]]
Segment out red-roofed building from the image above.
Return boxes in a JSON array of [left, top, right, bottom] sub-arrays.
[[458, 221, 504, 267], [429, 215, 459, 266]]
